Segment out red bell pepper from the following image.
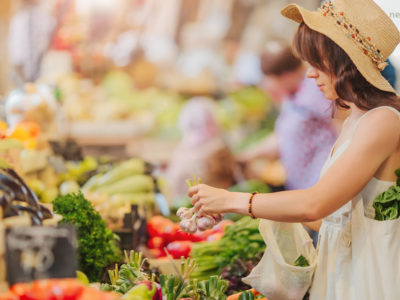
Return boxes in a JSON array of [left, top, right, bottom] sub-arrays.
[[166, 241, 193, 259]]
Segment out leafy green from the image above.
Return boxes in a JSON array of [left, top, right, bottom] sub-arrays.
[[373, 169, 400, 221], [191, 217, 265, 280], [293, 255, 310, 267], [52, 192, 122, 282]]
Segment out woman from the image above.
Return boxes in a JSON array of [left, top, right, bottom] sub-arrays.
[[189, 0, 400, 299], [167, 97, 236, 202]]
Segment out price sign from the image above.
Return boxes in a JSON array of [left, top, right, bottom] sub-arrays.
[[5, 226, 77, 285]]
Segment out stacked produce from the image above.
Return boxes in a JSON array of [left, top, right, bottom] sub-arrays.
[[53, 192, 123, 282], [0, 279, 119, 300], [82, 158, 156, 228], [146, 216, 233, 259], [190, 217, 265, 293]]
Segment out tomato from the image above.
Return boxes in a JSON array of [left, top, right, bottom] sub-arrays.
[[163, 224, 179, 244], [0, 291, 19, 300], [147, 236, 165, 249], [10, 283, 35, 300], [166, 241, 193, 259], [147, 216, 174, 238], [53, 278, 84, 299]]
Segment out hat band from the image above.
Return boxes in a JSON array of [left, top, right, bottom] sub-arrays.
[[319, 1, 387, 71]]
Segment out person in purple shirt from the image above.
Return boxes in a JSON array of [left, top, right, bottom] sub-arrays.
[[240, 41, 337, 190]]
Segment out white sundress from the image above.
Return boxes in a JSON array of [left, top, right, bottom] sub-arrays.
[[309, 106, 400, 300]]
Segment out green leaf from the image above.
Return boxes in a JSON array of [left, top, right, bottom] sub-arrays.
[[293, 255, 310, 267]]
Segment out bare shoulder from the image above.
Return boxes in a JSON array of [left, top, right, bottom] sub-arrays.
[[360, 107, 400, 131], [354, 107, 400, 149]]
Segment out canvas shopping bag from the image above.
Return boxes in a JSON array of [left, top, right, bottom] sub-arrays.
[[243, 219, 317, 300]]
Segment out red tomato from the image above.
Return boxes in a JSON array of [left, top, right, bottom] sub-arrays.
[[147, 236, 165, 249], [163, 224, 179, 244], [147, 216, 174, 238], [52, 279, 84, 299], [0, 291, 19, 300], [10, 283, 35, 300], [166, 241, 193, 259]]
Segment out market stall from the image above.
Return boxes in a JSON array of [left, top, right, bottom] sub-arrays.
[[0, 0, 347, 299]]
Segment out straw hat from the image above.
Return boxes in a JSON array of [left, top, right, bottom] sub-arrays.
[[281, 0, 400, 94]]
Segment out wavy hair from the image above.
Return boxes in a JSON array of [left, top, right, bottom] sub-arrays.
[[293, 22, 400, 111]]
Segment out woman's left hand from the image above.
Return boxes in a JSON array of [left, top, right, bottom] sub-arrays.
[[188, 184, 233, 215]]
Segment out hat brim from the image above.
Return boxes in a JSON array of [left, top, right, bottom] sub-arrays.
[[281, 4, 397, 95]]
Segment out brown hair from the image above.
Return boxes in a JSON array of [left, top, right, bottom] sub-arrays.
[[293, 22, 400, 111], [261, 42, 302, 76]]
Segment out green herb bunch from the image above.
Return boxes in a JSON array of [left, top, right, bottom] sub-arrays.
[[53, 192, 122, 282], [191, 216, 265, 280]]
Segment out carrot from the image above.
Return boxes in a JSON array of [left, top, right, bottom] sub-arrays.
[[226, 292, 241, 300]]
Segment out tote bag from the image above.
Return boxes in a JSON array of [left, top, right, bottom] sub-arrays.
[[243, 219, 317, 300]]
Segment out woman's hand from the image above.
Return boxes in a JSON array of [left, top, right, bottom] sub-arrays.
[[188, 184, 237, 215]]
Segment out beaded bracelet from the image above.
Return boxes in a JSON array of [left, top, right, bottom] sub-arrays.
[[248, 192, 258, 219]]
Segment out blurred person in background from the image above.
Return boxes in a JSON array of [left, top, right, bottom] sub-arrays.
[[240, 41, 337, 191], [166, 97, 236, 203], [8, 0, 55, 83]]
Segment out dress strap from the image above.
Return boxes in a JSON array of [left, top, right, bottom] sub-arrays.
[[350, 105, 400, 138]]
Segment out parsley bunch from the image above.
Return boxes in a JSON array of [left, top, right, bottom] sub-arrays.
[[53, 192, 122, 282]]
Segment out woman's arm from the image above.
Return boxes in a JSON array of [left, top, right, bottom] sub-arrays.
[[190, 109, 400, 222]]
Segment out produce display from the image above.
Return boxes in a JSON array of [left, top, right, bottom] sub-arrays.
[[0, 279, 119, 300], [146, 215, 233, 259], [190, 217, 265, 282], [99, 250, 229, 300], [82, 158, 156, 229], [158, 258, 228, 300], [53, 192, 123, 282], [373, 169, 400, 220]]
